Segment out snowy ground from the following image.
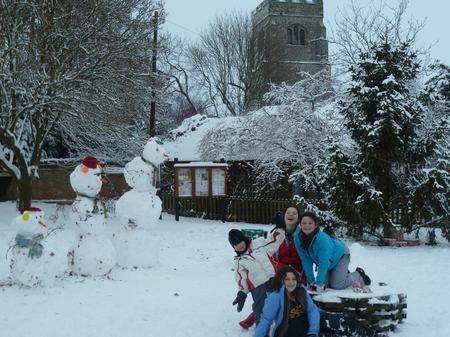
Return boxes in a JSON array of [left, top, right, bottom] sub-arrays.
[[0, 201, 449, 337]]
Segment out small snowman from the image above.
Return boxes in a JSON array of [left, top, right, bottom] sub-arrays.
[[113, 138, 168, 268], [69, 156, 116, 276], [9, 208, 71, 287]]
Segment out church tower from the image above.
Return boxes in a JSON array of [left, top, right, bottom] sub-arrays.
[[252, 0, 329, 85]]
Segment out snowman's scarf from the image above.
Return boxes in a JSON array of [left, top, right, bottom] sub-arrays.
[[14, 233, 44, 259], [76, 192, 108, 219]]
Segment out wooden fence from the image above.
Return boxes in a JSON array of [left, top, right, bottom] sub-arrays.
[[160, 193, 432, 233], [161, 193, 295, 224]]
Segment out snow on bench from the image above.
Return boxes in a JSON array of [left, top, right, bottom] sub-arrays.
[[311, 284, 407, 336]]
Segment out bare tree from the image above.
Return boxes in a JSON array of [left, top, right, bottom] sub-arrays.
[[0, 0, 163, 209], [158, 33, 212, 128], [330, 0, 426, 74], [160, 35, 200, 116], [188, 11, 265, 116]]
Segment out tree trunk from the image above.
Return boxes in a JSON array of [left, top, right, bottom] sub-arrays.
[[17, 176, 33, 211]]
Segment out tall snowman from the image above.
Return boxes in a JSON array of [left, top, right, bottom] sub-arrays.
[[113, 138, 168, 268], [9, 208, 71, 287], [69, 156, 116, 276]]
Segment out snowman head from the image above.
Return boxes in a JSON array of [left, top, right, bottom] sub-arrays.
[[14, 207, 47, 236], [70, 156, 105, 198], [124, 157, 155, 192], [142, 138, 169, 167]]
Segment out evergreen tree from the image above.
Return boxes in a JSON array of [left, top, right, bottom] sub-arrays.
[[322, 144, 362, 236], [340, 42, 428, 236], [322, 143, 386, 238], [410, 152, 450, 239]]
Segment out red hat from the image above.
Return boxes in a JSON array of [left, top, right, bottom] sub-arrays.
[[20, 207, 42, 214], [82, 156, 99, 169]]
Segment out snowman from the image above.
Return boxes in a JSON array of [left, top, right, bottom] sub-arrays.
[[69, 156, 116, 276], [9, 208, 71, 287], [113, 138, 168, 268]]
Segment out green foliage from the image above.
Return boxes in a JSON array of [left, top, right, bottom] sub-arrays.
[[323, 43, 449, 239]]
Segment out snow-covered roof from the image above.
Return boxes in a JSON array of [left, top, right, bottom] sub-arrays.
[[163, 108, 281, 162], [174, 162, 228, 168], [163, 114, 230, 161]]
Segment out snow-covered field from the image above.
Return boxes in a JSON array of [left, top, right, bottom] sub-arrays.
[[0, 201, 449, 337]]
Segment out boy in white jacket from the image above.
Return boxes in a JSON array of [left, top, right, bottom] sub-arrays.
[[228, 229, 285, 326]]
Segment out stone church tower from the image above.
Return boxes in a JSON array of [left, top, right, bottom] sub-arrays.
[[252, 0, 329, 85]]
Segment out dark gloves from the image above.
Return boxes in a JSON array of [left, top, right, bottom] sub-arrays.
[[232, 291, 247, 312], [274, 211, 284, 229]]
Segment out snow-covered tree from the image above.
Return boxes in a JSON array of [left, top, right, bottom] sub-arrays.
[[325, 41, 449, 238], [410, 153, 450, 239], [340, 42, 423, 235], [0, 0, 163, 209], [406, 62, 450, 237], [200, 70, 341, 195]]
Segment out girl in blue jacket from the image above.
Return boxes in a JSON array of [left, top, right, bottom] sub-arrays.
[[293, 212, 371, 291], [255, 265, 320, 337]]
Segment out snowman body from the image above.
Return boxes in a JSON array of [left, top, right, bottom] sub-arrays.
[[113, 140, 166, 268], [69, 162, 116, 276], [9, 210, 71, 287], [115, 157, 162, 229]]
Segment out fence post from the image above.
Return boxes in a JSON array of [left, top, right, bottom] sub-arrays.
[[220, 197, 227, 223], [175, 197, 180, 221]]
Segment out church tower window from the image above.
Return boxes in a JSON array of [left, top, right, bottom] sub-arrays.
[[287, 25, 306, 45], [299, 28, 306, 45], [287, 28, 293, 44]]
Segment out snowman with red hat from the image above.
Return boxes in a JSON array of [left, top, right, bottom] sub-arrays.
[[69, 156, 116, 276], [9, 207, 71, 286], [112, 138, 168, 268]]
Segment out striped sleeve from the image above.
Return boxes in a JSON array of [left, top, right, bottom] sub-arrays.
[[235, 259, 250, 294], [261, 229, 285, 255]]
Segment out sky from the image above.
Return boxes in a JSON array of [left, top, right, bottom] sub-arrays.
[[164, 0, 449, 65]]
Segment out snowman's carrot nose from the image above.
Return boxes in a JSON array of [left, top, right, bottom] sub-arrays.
[[38, 221, 47, 228]]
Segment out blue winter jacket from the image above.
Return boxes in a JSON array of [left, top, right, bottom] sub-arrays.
[[293, 228, 345, 287], [254, 285, 320, 337]]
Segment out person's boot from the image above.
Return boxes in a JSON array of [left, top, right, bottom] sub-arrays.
[[356, 267, 372, 285], [239, 312, 255, 329]]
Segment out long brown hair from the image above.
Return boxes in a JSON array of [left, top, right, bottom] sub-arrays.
[[271, 205, 300, 233], [272, 265, 307, 306], [271, 265, 308, 337]]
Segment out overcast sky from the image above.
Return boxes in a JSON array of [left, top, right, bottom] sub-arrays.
[[164, 0, 449, 64]]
